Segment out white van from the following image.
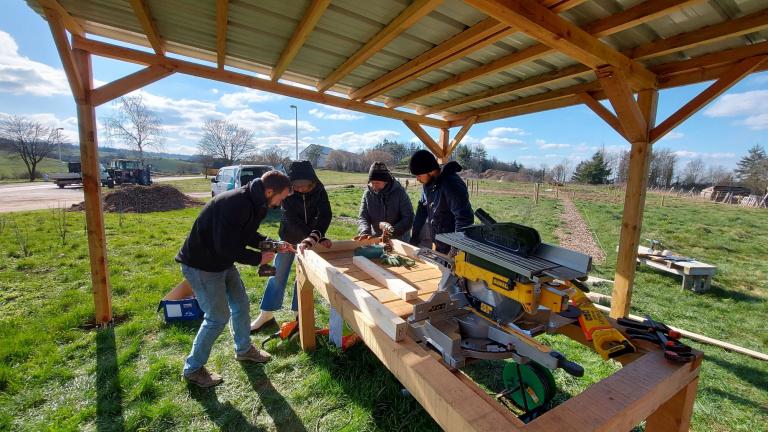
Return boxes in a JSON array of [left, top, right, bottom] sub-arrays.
[[210, 165, 273, 197]]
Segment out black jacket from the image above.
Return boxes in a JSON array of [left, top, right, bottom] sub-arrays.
[[278, 163, 332, 244], [410, 161, 474, 253], [358, 176, 414, 241], [175, 179, 270, 272]]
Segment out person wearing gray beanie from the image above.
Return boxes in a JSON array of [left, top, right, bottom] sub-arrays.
[[356, 161, 414, 241]]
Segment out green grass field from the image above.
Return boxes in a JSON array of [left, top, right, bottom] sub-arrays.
[[0, 150, 68, 181], [0, 182, 765, 431]]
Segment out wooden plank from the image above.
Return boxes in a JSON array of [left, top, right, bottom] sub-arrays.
[[445, 116, 476, 157], [44, 7, 84, 102], [582, 0, 704, 38], [461, 0, 656, 89], [645, 377, 699, 432], [468, 93, 584, 125], [597, 66, 647, 143], [128, 0, 165, 55], [355, 19, 513, 102], [353, 256, 418, 301], [91, 65, 174, 106], [577, 92, 626, 139], [650, 41, 768, 77], [418, 64, 591, 115], [295, 263, 316, 351], [73, 48, 113, 324], [316, 0, 443, 92], [37, 0, 84, 36], [629, 9, 768, 61], [650, 56, 768, 143], [71, 38, 449, 128], [403, 120, 443, 156], [216, 0, 228, 69], [271, 0, 330, 80]]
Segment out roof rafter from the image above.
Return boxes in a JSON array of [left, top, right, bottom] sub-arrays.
[[457, 0, 656, 88], [216, 0, 228, 69], [128, 0, 165, 55], [271, 0, 331, 81], [650, 41, 768, 76], [391, 0, 690, 109], [36, 0, 84, 37], [316, 0, 443, 92], [71, 37, 448, 128]]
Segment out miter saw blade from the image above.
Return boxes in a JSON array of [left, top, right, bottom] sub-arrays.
[[464, 280, 525, 324]]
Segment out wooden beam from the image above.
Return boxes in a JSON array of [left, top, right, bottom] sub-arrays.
[[352, 256, 418, 301], [445, 116, 477, 157], [577, 92, 626, 139], [465, 93, 585, 125], [461, 0, 657, 89], [36, 0, 84, 37], [646, 377, 699, 431], [582, 0, 704, 38], [295, 262, 317, 351], [403, 120, 443, 156], [443, 80, 600, 121], [44, 7, 84, 103], [354, 18, 513, 102], [271, 0, 330, 80], [216, 0, 228, 69], [128, 0, 165, 55], [316, 0, 443, 92], [658, 60, 768, 89], [651, 56, 768, 143], [73, 48, 113, 325], [418, 64, 591, 115], [650, 41, 768, 77], [72, 37, 449, 128], [597, 66, 647, 143], [438, 128, 450, 163], [629, 8, 768, 61], [91, 65, 174, 106], [610, 88, 657, 319]]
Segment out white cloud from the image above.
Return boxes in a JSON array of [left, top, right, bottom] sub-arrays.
[[218, 89, 281, 108], [464, 133, 525, 150], [210, 88, 219, 94], [672, 150, 737, 160], [660, 131, 684, 140], [488, 127, 527, 137], [704, 90, 768, 130], [535, 139, 571, 149], [326, 130, 400, 152], [0, 30, 70, 96], [308, 107, 363, 121], [225, 109, 317, 136], [0, 111, 79, 143]]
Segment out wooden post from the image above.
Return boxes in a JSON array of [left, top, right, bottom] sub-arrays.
[[534, 182, 540, 204], [609, 88, 657, 319], [74, 47, 113, 324], [645, 377, 700, 431], [296, 263, 316, 351], [661, 194, 665, 207]]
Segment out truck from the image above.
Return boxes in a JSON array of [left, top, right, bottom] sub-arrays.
[[49, 162, 114, 188], [106, 159, 152, 186]]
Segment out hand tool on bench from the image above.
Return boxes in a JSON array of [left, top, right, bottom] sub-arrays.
[[617, 316, 694, 363]]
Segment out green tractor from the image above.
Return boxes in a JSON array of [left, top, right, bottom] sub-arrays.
[[106, 159, 152, 186]]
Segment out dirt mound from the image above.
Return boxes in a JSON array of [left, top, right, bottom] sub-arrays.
[[459, 169, 480, 179], [70, 184, 202, 213]]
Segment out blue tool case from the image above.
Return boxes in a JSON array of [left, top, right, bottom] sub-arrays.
[[157, 297, 203, 322]]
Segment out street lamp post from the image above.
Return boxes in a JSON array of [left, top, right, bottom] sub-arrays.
[[290, 105, 298, 160], [55, 127, 64, 162]]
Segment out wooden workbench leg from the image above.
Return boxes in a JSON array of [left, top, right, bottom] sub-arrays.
[[681, 274, 690, 291], [329, 307, 343, 348], [296, 265, 316, 351], [645, 377, 699, 431], [703, 276, 712, 292]]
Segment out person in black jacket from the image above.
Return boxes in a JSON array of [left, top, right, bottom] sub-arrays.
[[250, 160, 332, 332], [408, 150, 474, 253], [176, 170, 295, 388], [355, 161, 414, 242]]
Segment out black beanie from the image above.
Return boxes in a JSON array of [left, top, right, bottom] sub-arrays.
[[408, 150, 439, 175], [368, 161, 391, 182], [287, 160, 317, 182]]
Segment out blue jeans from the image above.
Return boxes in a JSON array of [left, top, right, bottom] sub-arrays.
[[259, 251, 298, 312], [182, 264, 251, 375]]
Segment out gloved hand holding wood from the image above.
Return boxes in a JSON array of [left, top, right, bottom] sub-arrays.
[[298, 230, 331, 255]]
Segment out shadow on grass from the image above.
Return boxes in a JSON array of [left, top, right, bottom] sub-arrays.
[[239, 362, 308, 432], [702, 283, 763, 304], [96, 327, 125, 432], [700, 387, 767, 412], [188, 384, 263, 431], [705, 355, 767, 391]]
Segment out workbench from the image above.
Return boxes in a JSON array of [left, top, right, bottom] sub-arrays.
[[636, 246, 716, 292], [296, 240, 702, 432]]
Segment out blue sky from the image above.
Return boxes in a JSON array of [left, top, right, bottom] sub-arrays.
[[2, 1, 767, 170]]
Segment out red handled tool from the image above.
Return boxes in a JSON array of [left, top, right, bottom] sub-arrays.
[[617, 316, 695, 363]]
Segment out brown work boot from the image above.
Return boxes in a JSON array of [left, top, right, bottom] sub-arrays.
[[183, 366, 223, 388], [235, 344, 272, 363]]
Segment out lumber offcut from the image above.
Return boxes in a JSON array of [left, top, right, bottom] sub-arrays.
[[353, 255, 418, 300]]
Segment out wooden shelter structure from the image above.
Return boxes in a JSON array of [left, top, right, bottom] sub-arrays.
[[26, 0, 768, 326]]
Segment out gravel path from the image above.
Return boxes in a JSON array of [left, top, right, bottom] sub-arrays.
[[555, 194, 606, 264]]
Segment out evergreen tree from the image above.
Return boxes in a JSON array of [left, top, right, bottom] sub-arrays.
[[572, 151, 612, 184], [735, 145, 768, 194]]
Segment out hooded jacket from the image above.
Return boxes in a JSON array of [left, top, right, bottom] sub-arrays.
[[358, 175, 414, 241], [176, 179, 270, 272], [410, 161, 474, 253], [279, 161, 332, 244]]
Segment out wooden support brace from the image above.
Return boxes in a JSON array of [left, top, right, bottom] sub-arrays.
[[215, 0, 228, 69], [577, 92, 626, 140], [438, 128, 450, 163], [650, 55, 768, 143], [91, 65, 174, 106], [403, 120, 444, 157], [444, 116, 477, 158], [352, 256, 418, 301], [37, 0, 84, 37], [44, 7, 84, 102], [597, 66, 647, 143], [128, 0, 165, 55]]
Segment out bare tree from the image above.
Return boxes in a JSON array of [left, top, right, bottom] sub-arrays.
[[104, 95, 164, 164], [682, 157, 705, 187], [361, 149, 394, 168], [256, 147, 290, 167], [304, 145, 324, 167], [326, 150, 364, 171], [195, 151, 216, 178], [0, 115, 62, 181], [706, 165, 735, 186], [197, 119, 256, 165], [550, 158, 573, 184]]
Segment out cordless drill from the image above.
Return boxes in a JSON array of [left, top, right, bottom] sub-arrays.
[[257, 240, 284, 276]]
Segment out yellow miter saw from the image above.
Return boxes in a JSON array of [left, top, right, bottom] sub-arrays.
[[408, 209, 634, 414]]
